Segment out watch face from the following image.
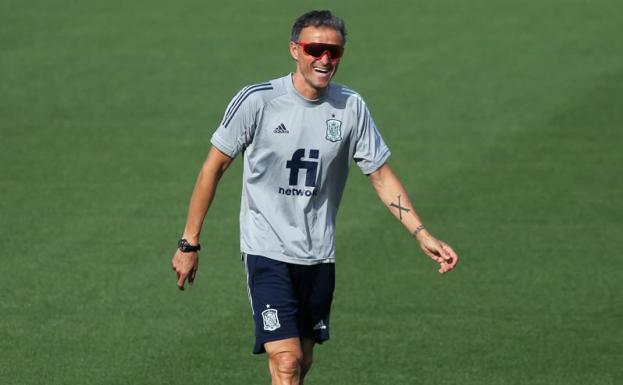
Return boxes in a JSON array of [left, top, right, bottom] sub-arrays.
[[178, 239, 198, 252]]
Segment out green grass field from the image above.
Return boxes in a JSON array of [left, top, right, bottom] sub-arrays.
[[2, 0, 622, 384]]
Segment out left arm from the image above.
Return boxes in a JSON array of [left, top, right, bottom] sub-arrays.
[[368, 163, 459, 274]]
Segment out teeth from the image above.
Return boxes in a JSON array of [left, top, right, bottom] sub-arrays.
[[314, 68, 329, 74]]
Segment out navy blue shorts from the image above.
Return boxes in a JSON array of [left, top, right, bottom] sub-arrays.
[[243, 254, 335, 354]]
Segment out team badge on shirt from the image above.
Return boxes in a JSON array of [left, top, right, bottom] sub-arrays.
[[262, 306, 281, 331], [325, 119, 343, 142]]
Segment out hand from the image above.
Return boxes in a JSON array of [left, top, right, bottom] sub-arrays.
[[416, 232, 459, 274], [171, 250, 199, 290]]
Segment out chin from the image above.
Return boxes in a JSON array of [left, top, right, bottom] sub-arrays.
[[314, 76, 333, 89], [315, 80, 330, 89]]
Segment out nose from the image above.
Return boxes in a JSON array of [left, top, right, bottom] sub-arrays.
[[317, 51, 332, 64]]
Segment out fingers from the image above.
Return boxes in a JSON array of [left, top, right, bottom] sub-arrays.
[[190, 258, 199, 285], [420, 239, 458, 275], [172, 252, 199, 290], [436, 254, 450, 274], [440, 242, 459, 270], [420, 245, 446, 271], [177, 271, 188, 291], [437, 242, 458, 274], [172, 253, 187, 290]]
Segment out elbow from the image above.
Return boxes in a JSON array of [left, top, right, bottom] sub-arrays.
[[368, 163, 391, 186]]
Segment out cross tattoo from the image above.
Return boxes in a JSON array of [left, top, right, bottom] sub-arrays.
[[389, 194, 410, 220]]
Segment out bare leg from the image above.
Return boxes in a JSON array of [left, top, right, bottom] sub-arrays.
[[265, 337, 303, 385], [300, 338, 315, 385]]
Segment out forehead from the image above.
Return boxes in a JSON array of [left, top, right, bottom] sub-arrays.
[[298, 26, 343, 45]]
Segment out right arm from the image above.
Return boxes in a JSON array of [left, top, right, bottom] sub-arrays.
[[171, 146, 234, 290]]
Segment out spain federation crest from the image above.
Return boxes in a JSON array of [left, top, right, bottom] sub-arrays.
[[325, 119, 343, 142], [261, 308, 281, 331]]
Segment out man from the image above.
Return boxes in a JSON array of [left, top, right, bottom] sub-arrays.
[[171, 10, 458, 385]]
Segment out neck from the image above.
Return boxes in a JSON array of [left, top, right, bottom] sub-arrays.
[[291, 72, 326, 100]]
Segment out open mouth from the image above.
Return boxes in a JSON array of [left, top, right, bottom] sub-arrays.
[[314, 67, 331, 74]]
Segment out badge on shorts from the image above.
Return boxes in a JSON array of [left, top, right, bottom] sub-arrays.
[[262, 307, 281, 331], [326, 119, 342, 142]]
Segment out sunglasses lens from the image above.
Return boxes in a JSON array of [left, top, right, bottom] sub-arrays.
[[303, 43, 343, 59]]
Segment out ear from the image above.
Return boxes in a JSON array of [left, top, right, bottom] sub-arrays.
[[289, 41, 299, 61]]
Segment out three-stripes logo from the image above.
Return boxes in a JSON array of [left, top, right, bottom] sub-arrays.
[[273, 123, 289, 134]]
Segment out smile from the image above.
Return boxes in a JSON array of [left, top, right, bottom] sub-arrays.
[[314, 67, 331, 74]]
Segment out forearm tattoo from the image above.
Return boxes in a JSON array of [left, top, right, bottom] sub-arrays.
[[389, 194, 410, 220]]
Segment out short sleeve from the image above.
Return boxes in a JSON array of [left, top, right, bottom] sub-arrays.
[[210, 84, 270, 158], [353, 100, 391, 175]]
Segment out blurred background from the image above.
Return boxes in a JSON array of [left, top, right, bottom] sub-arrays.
[[1, 0, 621, 384]]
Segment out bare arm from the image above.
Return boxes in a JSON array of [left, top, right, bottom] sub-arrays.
[[171, 146, 234, 289], [368, 163, 459, 274]]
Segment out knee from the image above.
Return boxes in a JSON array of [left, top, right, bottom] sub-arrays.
[[270, 351, 303, 381]]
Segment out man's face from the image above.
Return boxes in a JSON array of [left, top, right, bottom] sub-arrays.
[[289, 26, 344, 98]]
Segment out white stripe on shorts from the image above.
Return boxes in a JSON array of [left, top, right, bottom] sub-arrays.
[[242, 253, 254, 315]]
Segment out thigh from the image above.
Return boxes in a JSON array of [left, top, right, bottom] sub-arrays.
[[290, 262, 335, 343], [245, 254, 301, 354]]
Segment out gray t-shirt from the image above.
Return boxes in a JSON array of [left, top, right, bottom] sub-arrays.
[[211, 74, 390, 265]]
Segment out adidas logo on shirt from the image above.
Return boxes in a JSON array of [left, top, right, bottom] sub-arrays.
[[273, 123, 289, 134]]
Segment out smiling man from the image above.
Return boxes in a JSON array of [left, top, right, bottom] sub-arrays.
[[171, 10, 459, 385]]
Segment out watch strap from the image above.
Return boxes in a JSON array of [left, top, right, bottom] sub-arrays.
[[178, 238, 201, 252]]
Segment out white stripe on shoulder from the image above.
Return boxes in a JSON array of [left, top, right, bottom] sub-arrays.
[[338, 87, 362, 100]]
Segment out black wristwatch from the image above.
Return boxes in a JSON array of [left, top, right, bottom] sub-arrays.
[[178, 238, 201, 252]]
